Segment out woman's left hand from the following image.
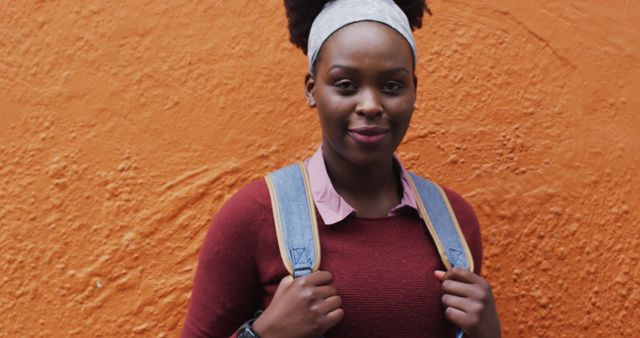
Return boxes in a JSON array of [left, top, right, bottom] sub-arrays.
[[435, 268, 501, 338]]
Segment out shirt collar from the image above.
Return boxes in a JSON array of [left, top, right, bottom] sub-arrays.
[[304, 145, 418, 225]]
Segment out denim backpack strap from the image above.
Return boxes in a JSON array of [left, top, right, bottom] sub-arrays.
[[407, 172, 474, 272], [265, 162, 321, 278], [408, 173, 474, 338]]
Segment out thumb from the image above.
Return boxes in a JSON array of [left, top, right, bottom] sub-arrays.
[[434, 270, 446, 281], [273, 274, 293, 299]]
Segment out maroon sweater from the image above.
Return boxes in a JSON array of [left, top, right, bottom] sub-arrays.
[[181, 179, 482, 338]]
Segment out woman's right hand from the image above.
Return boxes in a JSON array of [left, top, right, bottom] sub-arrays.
[[251, 271, 344, 338]]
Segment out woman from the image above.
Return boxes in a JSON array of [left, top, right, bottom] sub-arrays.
[[181, 0, 501, 337]]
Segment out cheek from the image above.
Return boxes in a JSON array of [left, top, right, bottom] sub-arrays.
[[317, 95, 353, 115], [316, 96, 352, 129], [389, 99, 415, 123], [317, 113, 345, 140], [316, 107, 342, 139]]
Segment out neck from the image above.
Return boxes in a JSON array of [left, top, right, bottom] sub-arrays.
[[322, 146, 401, 217]]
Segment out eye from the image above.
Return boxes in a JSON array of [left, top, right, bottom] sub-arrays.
[[334, 80, 357, 93], [382, 81, 403, 93]]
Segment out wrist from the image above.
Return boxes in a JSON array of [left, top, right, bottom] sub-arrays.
[[252, 310, 288, 338], [251, 315, 278, 338], [251, 316, 266, 337], [237, 311, 264, 338]]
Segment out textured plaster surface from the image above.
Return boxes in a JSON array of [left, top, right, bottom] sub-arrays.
[[1, 1, 639, 337]]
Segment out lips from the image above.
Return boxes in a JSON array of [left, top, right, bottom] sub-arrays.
[[348, 126, 389, 144]]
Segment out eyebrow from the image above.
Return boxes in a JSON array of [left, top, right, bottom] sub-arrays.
[[328, 64, 411, 75]]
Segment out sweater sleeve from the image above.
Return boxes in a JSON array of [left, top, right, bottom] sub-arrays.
[[442, 187, 483, 275], [181, 180, 268, 338]]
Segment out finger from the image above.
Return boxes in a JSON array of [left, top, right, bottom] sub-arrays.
[[443, 267, 481, 284], [281, 274, 294, 284], [319, 308, 344, 332], [273, 275, 294, 298], [441, 279, 482, 299], [315, 295, 342, 314], [302, 270, 334, 286], [314, 285, 338, 299], [444, 306, 472, 330], [442, 294, 473, 313], [434, 270, 446, 281]]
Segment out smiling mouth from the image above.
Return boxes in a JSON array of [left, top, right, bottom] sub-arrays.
[[348, 127, 389, 143]]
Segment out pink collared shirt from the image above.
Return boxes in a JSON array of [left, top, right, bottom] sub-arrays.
[[304, 146, 418, 225]]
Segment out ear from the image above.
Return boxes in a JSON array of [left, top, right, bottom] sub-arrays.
[[413, 75, 418, 109], [304, 72, 317, 108]]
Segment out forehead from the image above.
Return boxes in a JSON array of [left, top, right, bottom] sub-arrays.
[[315, 21, 414, 72]]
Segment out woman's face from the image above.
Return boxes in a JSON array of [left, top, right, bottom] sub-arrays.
[[305, 21, 416, 168]]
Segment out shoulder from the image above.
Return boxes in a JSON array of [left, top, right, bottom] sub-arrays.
[[441, 187, 479, 232], [214, 178, 271, 220], [407, 173, 480, 236], [441, 185, 484, 274], [201, 178, 272, 251], [185, 179, 272, 336]]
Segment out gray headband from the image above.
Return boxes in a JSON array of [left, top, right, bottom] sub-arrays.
[[307, 0, 417, 71]]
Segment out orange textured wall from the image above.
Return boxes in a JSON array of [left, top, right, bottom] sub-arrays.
[[1, 1, 638, 337]]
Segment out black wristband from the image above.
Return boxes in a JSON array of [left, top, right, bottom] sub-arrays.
[[236, 311, 263, 338]]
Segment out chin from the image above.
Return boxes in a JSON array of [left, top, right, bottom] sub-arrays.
[[345, 150, 394, 168]]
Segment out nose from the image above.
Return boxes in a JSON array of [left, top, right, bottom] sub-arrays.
[[355, 87, 383, 118]]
